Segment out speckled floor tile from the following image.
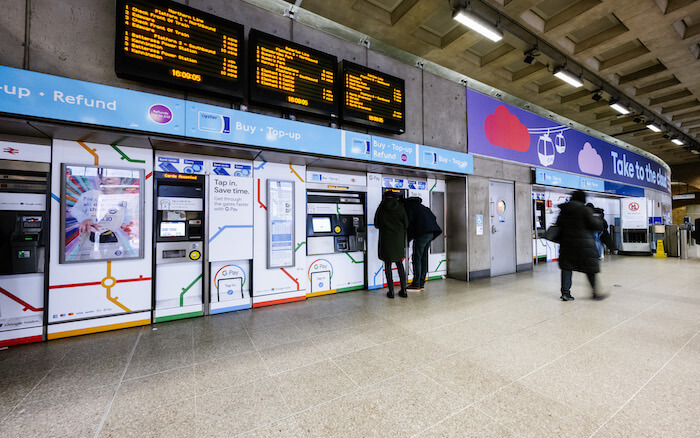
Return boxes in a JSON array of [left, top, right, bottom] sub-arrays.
[[258, 338, 327, 375], [193, 350, 268, 395], [247, 322, 308, 349], [1, 384, 114, 438], [98, 397, 197, 438], [273, 359, 357, 413], [416, 406, 515, 437], [195, 378, 290, 437]]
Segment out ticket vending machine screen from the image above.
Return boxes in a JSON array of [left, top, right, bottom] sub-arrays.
[[312, 217, 332, 233], [160, 221, 186, 238]]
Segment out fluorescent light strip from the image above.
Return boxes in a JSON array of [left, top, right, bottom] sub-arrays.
[[553, 69, 583, 87], [646, 123, 662, 132], [609, 102, 631, 114], [453, 10, 503, 42], [671, 139, 684, 145]]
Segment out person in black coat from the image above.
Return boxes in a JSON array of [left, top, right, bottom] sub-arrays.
[[374, 191, 409, 298], [557, 190, 606, 301], [402, 197, 442, 290]]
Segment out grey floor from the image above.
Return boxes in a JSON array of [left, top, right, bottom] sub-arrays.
[[1, 255, 698, 437]]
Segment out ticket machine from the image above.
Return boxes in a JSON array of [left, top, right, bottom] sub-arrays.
[[0, 155, 50, 346], [153, 172, 206, 321], [306, 191, 367, 295]]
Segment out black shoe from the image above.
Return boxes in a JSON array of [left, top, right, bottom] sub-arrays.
[[560, 292, 574, 301], [386, 290, 394, 299], [591, 292, 607, 301], [398, 289, 408, 298]]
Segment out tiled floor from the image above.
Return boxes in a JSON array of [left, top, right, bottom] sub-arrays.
[[1, 255, 698, 437]]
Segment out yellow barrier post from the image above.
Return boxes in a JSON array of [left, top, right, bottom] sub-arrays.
[[655, 240, 667, 258]]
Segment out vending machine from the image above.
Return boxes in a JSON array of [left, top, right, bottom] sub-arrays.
[[153, 171, 206, 321], [0, 148, 50, 346], [305, 171, 367, 296]]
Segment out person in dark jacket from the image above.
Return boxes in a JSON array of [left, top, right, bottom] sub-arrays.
[[374, 191, 409, 298], [402, 197, 442, 290], [557, 190, 606, 301]]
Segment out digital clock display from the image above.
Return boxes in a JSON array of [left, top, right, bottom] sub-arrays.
[[341, 61, 405, 133], [249, 29, 338, 118], [115, 0, 244, 98]]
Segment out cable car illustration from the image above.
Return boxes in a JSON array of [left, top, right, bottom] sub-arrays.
[[555, 132, 566, 153], [537, 131, 554, 166]]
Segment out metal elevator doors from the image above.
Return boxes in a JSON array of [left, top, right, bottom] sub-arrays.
[[489, 181, 516, 276]]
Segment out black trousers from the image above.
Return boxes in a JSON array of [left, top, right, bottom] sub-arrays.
[[560, 269, 596, 294], [411, 233, 433, 287], [384, 261, 407, 292]]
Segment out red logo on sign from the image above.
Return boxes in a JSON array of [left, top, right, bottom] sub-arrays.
[[629, 202, 640, 211], [3, 147, 19, 155]]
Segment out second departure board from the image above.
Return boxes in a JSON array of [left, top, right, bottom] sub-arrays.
[[115, 0, 244, 98], [341, 61, 405, 133], [249, 29, 338, 118]]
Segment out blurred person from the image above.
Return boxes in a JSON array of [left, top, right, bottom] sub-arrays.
[[557, 190, 606, 301], [374, 191, 409, 298], [402, 196, 442, 291]]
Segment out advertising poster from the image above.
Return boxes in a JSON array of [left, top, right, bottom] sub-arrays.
[[267, 180, 295, 268], [209, 175, 254, 261], [61, 164, 143, 263], [467, 90, 670, 193]]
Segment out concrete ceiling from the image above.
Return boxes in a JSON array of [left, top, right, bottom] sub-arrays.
[[287, 0, 700, 185]]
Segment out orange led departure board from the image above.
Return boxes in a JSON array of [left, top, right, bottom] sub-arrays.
[[115, 0, 244, 98], [341, 61, 405, 133], [249, 30, 338, 118]]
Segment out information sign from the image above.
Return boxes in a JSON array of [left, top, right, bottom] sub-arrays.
[[267, 180, 295, 268], [115, 0, 244, 98], [249, 29, 338, 117], [341, 61, 405, 133]]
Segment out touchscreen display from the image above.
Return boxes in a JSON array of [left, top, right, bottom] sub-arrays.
[[312, 217, 332, 233], [160, 221, 186, 238]]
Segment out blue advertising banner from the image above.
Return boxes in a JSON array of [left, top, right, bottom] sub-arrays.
[[187, 102, 343, 157], [0, 65, 184, 135], [419, 144, 474, 174], [371, 137, 417, 167], [467, 90, 670, 193]]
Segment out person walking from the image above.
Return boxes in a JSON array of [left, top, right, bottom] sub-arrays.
[[557, 190, 606, 301], [374, 191, 409, 298], [402, 196, 442, 291]]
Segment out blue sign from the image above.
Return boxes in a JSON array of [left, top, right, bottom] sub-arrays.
[[0, 66, 475, 176], [604, 181, 645, 197], [371, 137, 417, 167], [468, 90, 670, 193], [187, 102, 342, 157], [0, 65, 184, 135], [419, 144, 473, 174], [535, 168, 581, 190], [579, 176, 604, 192]]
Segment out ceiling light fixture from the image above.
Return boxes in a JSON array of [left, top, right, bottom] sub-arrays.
[[453, 9, 503, 42], [646, 123, 662, 132], [553, 66, 583, 87], [609, 101, 631, 114], [671, 138, 684, 145]]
